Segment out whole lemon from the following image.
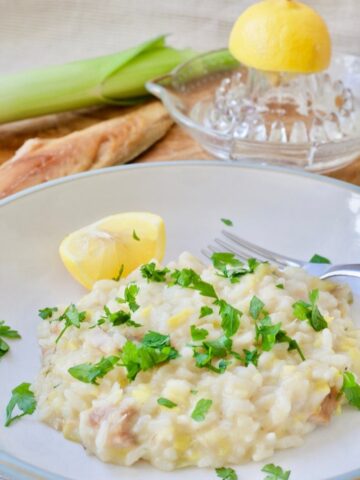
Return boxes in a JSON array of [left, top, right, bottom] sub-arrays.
[[229, 0, 331, 73]]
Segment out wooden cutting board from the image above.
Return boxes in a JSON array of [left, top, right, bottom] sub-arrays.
[[0, 106, 359, 187], [138, 124, 360, 186]]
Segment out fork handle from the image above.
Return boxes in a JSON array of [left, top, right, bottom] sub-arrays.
[[320, 264, 360, 280]]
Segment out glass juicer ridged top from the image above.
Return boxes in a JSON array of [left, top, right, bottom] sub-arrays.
[[147, 50, 360, 172]]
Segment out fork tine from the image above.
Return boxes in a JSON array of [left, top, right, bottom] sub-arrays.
[[222, 230, 303, 267], [201, 248, 212, 259], [215, 238, 278, 267], [213, 239, 250, 263]]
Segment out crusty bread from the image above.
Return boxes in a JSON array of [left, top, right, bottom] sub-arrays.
[[0, 101, 172, 199]]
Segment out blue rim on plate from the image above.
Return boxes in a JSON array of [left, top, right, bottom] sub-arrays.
[[1, 160, 359, 480]]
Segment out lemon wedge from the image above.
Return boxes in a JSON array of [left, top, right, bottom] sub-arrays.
[[59, 212, 166, 289], [229, 0, 331, 74]]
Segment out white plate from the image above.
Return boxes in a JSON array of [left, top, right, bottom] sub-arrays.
[[1, 161, 360, 480]]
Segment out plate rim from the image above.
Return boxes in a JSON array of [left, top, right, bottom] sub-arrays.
[[1, 160, 359, 209], [1, 159, 360, 480]]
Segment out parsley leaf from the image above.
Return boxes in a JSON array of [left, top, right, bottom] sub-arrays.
[[204, 336, 233, 357], [142, 331, 170, 348], [56, 304, 87, 343], [0, 321, 21, 339], [157, 397, 177, 408], [218, 358, 232, 373], [101, 305, 141, 328], [192, 335, 232, 373], [261, 463, 291, 480], [171, 268, 218, 299], [276, 283, 284, 289], [292, 300, 309, 320], [132, 229, 140, 241], [211, 253, 260, 284], [253, 311, 304, 360], [38, 307, 58, 320], [243, 348, 261, 366], [68, 355, 119, 384], [249, 295, 265, 320], [276, 330, 305, 361], [5, 383, 36, 427], [216, 467, 238, 480], [120, 332, 179, 381], [200, 306, 213, 318], [0, 338, 9, 358], [0, 321, 21, 359], [256, 316, 282, 351], [190, 325, 209, 341], [342, 371, 360, 409], [292, 289, 327, 331], [141, 262, 169, 282], [191, 398, 212, 421], [221, 218, 233, 226], [112, 264, 124, 281], [309, 254, 331, 264], [211, 252, 242, 276], [215, 299, 242, 337], [117, 283, 140, 312]]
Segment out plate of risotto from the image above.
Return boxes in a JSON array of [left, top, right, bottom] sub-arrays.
[[1, 161, 360, 480]]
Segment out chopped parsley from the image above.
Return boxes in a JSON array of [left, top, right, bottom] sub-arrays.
[[191, 398, 212, 421], [112, 264, 124, 281], [132, 229, 140, 241], [142, 331, 171, 348], [276, 283, 284, 289], [38, 307, 58, 319], [5, 382, 36, 427], [275, 330, 305, 361], [157, 397, 177, 408], [0, 320, 21, 359], [117, 283, 140, 312], [249, 296, 304, 360], [249, 295, 265, 320], [309, 253, 331, 264], [141, 262, 169, 282], [243, 348, 261, 366], [211, 252, 260, 283], [55, 304, 87, 343], [200, 306, 213, 318], [342, 371, 360, 409], [292, 289, 328, 331], [68, 355, 119, 384], [221, 218, 233, 226], [0, 339, 9, 358], [256, 316, 282, 351], [119, 332, 179, 381], [190, 325, 209, 341], [171, 268, 218, 299], [261, 463, 291, 480], [215, 299, 242, 337], [216, 467, 238, 480], [192, 335, 233, 373], [0, 321, 21, 339], [101, 305, 141, 328]]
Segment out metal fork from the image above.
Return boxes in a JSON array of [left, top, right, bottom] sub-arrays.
[[202, 230, 360, 280]]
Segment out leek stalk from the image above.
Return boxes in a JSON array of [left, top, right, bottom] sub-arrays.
[[0, 36, 194, 124]]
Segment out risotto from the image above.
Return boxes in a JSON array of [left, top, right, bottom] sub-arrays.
[[34, 252, 360, 471]]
